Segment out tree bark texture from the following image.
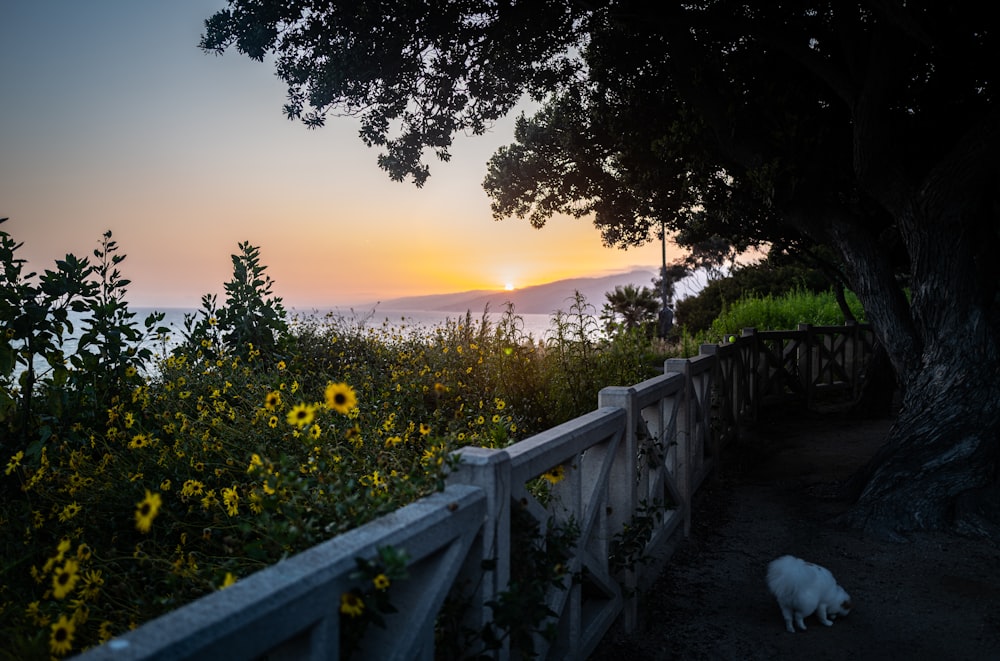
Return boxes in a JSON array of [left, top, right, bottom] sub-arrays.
[[842, 358, 1000, 539], [830, 198, 1000, 538]]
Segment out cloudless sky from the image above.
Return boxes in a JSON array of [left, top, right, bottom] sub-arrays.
[[0, 1, 676, 309]]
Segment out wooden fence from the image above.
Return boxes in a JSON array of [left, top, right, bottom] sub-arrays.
[[76, 323, 875, 661]]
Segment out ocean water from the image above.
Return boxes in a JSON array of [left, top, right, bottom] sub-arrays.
[[295, 307, 558, 341], [10, 306, 566, 380]]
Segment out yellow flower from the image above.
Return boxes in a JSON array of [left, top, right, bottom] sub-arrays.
[[124, 365, 137, 378], [286, 403, 316, 428], [541, 465, 566, 485], [49, 613, 76, 656], [340, 591, 365, 618], [248, 491, 264, 513], [324, 382, 357, 415], [181, 479, 204, 499], [134, 490, 162, 534], [4, 450, 23, 475], [52, 559, 81, 599], [309, 423, 322, 440], [222, 486, 239, 517], [201, 489, 219, 510], [419, 422, 431, 435], [58, 502, 82, 522], [373, 573, 391, 591], [80, 569, 104, 601], [268, 415, 279, 428], [276, 360, 286, 370], [247, 453, 263, 473], [264, 390, 282, 410], [220, 572, 237, 589]]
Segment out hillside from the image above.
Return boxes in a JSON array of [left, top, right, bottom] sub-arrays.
[[372, 269, 659, 315]]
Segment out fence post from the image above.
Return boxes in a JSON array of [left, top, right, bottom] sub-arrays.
[[597, 385, 638, 633], [844, 320, 862, 401], [664, 358, 692, 537], [445, 446, 511, 658], [742, 328, 758, 421], [798, 323, 814, 408]]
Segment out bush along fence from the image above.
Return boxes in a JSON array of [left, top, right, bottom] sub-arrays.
[[75, 322, 875, 661]]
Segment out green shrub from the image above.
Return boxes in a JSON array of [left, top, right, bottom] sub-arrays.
[[708, 287, 866, 341], [675, 258, 834, 333]]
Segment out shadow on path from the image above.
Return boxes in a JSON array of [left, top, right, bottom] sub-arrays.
[[589, 407, 1000, 661]]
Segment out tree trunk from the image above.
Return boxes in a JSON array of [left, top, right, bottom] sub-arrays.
[[842, 358, 1000, 540], [826, 199, 1000, 539]]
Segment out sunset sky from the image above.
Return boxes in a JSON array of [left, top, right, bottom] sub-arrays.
[[0, 1, 676, 310]]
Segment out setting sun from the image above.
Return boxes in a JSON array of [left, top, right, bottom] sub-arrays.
[[504, 283, 515, 291]]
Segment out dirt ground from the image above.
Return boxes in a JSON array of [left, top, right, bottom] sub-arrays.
[[588, 405, 1000, 661]]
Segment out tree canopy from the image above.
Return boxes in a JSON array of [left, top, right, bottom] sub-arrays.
[[200, 0, 584, 187], [202, 2, 1000, 537]]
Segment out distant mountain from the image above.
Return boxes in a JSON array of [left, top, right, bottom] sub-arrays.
[[374, 269, 659, 315]]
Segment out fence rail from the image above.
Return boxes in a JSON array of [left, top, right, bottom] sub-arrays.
[[77, 323, 875, 661]]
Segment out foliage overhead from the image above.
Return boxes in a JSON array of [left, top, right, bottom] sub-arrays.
[[200, 0, 584, 187], [200, 0, 998, 370]]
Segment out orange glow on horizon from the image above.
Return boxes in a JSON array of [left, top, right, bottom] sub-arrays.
[[0, 3, 686, 311]]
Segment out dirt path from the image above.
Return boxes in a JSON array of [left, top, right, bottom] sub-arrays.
[[589, 407, 1000, 661]]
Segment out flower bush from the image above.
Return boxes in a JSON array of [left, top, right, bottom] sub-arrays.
[[0, 222, 672, 658]]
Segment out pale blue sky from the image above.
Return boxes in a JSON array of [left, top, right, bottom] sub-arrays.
[[0, 1, 670, 308]]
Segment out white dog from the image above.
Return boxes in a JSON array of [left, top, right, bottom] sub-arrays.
[[766, 555, 852, 633]]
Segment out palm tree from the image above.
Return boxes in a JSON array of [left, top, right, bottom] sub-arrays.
[[602, 284, 660, 333]]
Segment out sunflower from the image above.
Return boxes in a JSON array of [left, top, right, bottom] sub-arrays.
[[373, 573, 391, 591], [49, 613, 76, 656], [541, 465, 566, 485], [324, 382, 357, 415], [52, 559, 81, 599], [134, 490, 162, 533], [345, 425, 362, 448], [264, 390, 282, 410], [222, 486, 239, 517], [58, 502, 82, 522], [286, 403, 316, 428], [419, 422, 431, 435], [340, 591, 365, 618]]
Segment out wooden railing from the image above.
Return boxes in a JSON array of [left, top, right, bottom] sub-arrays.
[[76, 323, 874, 661]]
